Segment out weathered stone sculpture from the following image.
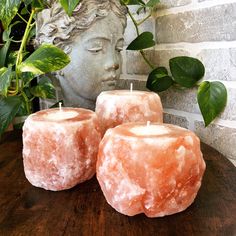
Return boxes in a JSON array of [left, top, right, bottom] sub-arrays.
[[36, 0, 127, 109]]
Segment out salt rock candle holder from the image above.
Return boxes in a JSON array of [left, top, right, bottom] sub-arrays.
[[96, 122, 206, 217], [22, 108, 102, 191], [95, 90, 163, 134]]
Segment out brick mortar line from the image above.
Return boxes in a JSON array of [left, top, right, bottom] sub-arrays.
[[154, 41, 236, 51], [119, 77, 236, 89], [164, 108, 236, 128], [154, 0, 236, 17]]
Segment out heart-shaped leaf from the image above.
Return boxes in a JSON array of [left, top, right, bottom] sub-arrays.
[[0, 95, 22, 135], [60, 0, 81, 16], [19, 44, 70, 75], [0, 67, 13, 97], [0, 0, 21, 29], [146, 67, 173, 92], [197, 81, 227, 127], [170, 56, 205, 88], [127, 32, 155, 50], [30, 77, 55, 99], [146, 0, 160, 7]]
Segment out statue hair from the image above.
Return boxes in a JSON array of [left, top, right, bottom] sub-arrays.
[[36, 0, 127, 53]]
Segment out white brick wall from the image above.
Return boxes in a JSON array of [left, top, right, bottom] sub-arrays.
[[120, 1, 236, 164]]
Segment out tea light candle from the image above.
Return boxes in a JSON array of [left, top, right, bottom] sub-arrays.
[[97, 122, 206, 217], [23, 107, 102, 191], [95, 89, 163, 134]]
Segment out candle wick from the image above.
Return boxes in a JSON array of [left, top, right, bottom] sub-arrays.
[[130, 83, 133, 93], [147, 121, 151, 127], [59, 102, 62, 111]]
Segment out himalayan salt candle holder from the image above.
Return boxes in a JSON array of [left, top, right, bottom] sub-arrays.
[[22, 108, 102, 191], [95, 90, 163, 134], [96, 122, 206, 217]]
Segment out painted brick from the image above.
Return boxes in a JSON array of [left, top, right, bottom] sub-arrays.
[[163, 113, 189, 128], [219, 88, 236, 121], [159, 87, 198, 113], [116, 79, 148, 91], [156, 3, 236, 43], [194, 121, 236, 160], [156, 0, 192, 9], [197, 48, 236, 81], [124, 19, 153, 46], [126, 49, 190, 75]]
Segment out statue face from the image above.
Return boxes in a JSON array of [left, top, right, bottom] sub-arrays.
[[61, 11, 124, 102]]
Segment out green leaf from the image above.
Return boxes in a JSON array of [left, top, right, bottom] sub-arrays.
[[23, 0, 46, 10], [7, 51, 29, 66], [146, 67, 173, 92], [197, 81, 227, 127], [169, 56, 205, 88], [19, 44, 70, 75], [30, 76, 56, 99], [20, 72, 35, 87], [0, 96, 22, 135], [0, 0, 21, 29], [146, 0, 160, 7], [0, 67, 13, 96], [127, 32, 155, 50], [0, 41, 11, 67], [121, 0, 145, 5], [60, 0, 81, 16]]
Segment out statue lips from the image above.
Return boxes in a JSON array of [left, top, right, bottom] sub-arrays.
[[102, 74, 118, 86]]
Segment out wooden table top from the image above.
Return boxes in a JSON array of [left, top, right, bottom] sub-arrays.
[[0, 131, 235, 236]]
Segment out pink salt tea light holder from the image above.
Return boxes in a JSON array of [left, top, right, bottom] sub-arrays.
[[22, 107, 102, 191], [95, 85, 163, 134], [96, 122, 206, 217]]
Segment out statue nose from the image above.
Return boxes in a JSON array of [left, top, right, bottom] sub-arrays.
[[113, 64, 119, 70], [105, 63, 119, 71]]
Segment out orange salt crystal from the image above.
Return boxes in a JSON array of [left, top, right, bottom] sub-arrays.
[[96, 122, 206, 217], [95, 90, 163, 134], [22, 108, 102, 191]]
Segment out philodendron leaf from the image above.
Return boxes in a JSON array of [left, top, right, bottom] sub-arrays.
[[30, 77, 56, 99], [60, 0, 81, 16], [121, 0, 145, 5], [0, 96, 22, 135], [0, 41, 11, 67], [170, 56, 205, 88], [197, 81, 227, 127], [127, 32, 155, 50], [146, 0, 160, 7], [0, 67, 13, 97], [146, 67, 173, 92], [0, 0, 21, 29], [19, 44, 70, 75]]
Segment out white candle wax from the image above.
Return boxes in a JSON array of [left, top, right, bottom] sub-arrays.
[[22, 107, 102, 191]]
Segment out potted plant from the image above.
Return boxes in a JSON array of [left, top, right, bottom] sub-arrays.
[[0, 0, 70, 135]]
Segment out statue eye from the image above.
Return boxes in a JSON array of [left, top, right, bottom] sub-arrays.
[[87, 47, 103, 53]]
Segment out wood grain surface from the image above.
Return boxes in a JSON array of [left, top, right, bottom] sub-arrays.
[[0, 131, 235, 236]]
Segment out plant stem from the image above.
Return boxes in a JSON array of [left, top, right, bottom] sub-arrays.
[[137, 13, 152, 26], [16, 13, 28, 24], [21, 91, 31, 114], [14, 9, 35, 96], [127, 8, 155, 70]]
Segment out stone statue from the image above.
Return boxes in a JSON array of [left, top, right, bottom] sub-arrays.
[[36, 0, 127, 109]]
